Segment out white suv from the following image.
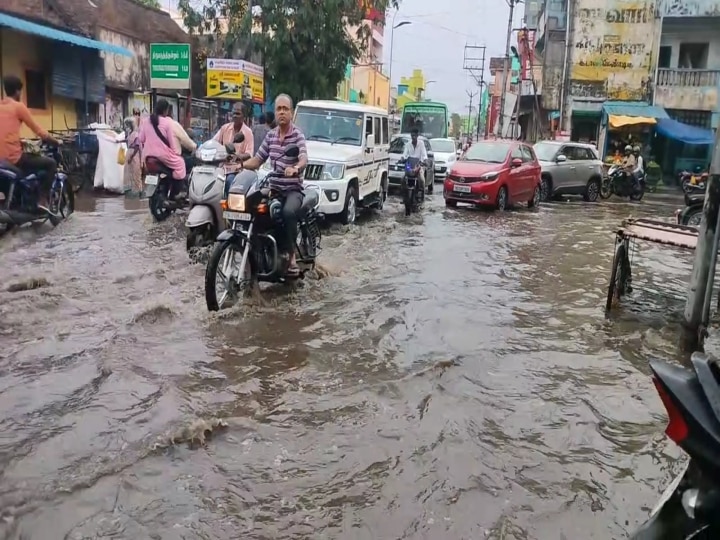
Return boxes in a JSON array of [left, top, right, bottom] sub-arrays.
[[290, 100, 390, 224]]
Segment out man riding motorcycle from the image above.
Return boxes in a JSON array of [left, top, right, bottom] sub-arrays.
[[632, 145, 644, 189], [403, 128, 428, 191], [213, 102, 254, 197], [240, 94, 308, 277], [0, 75, 62, 205], [620, 144, 637, 187]]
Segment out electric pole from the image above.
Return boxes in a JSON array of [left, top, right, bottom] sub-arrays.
[[498, 0, 518, 138], [464, 43, 487, 141], [466, 88, 478, 140]]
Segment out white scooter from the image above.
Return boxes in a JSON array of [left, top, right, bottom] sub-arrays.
[[185, 133, 246, 255]]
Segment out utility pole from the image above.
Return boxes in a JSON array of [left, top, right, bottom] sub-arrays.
[[466, 89, 478, 140], [684, 126, 720, 347], [498, 0, 518, 138], [464, 43, 487, 141]]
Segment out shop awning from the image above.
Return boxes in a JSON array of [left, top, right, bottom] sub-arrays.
[[0, 12, 133, 56], [609, 115, 657, 128], [603, 101, 669, 119], [655, 118, 715, 145]]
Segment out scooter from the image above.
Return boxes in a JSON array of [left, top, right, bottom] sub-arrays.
[[399, 157, 424, 216], [631, 353, 720, 539], [185, 133, 246, 256]]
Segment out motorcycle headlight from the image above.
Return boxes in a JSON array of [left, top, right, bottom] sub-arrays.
[[321, 164, 345, 181], [227, 193, 245, 211]]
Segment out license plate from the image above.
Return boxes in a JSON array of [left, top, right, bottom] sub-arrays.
[[435, 166, 443, 172], [223, 211, 251, 221], [145, 175, 158, 186], [389, 170, 403, 178], [453, 184, 472, 193], [650, 462, 689, 517]]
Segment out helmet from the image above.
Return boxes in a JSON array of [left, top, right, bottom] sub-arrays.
[[624, 145, 632, 152], [633, 145, 640, 153]]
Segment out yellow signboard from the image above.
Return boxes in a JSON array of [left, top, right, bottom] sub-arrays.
[[206, 58, 264, 103]]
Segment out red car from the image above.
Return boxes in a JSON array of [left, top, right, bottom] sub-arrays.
[[443, 140, 542, 210]]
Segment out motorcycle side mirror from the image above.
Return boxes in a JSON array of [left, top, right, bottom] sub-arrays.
[[283, 144, 300, 158], [233, 133, 245, 144], [225, 143, 236, 154]]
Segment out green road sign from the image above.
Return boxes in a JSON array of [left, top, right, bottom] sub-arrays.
[[150, 43, 191, 89]]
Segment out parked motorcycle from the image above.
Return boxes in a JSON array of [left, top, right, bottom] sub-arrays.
[[145, 150, 195, 222], [604, 165, 645, 200], [680, 167, 708, 194], [631, 353, 720, 539], [204, 144, 323, 311], [185, 133, 247, 256], [400, 157, 424, 216], [676, 191, 705, 227], [0, 141, 72, 233]]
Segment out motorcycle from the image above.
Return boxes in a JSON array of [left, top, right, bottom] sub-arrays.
[[631, 352, 720, 539], [185, 133, 247, 256], [145, 149, 195, 222], [399, 156, 424, 216], [604, 165, 645, 200], [0, 141, 73, 233], [676, 190, 706, 227], [681, 167, 708, 194], [204, 144, 323, 311]]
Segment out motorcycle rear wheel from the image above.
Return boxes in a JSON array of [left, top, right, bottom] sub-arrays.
[[205, 239, 253, 311], [149, 181, 173, 222]]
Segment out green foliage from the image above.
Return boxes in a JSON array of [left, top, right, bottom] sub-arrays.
[[450, 113, 462, 138], [178, 0, 399, 102], [135, 0, 161, 8]]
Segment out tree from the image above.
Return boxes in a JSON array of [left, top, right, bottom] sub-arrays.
[[135, 0, 160, 8], [450, 113, 462, 138], [178, 0, 399, 102]]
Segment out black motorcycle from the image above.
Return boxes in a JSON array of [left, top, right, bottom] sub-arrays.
[[676, 191, 705, 227], [204, 144, 322, 311], [605, 165, 645, 201], [399, 156, 424, 216], [145, 150, 195, 222], [0, 141, 73, 233], [631, 352, 720, 539]]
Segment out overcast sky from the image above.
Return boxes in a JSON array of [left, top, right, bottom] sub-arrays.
[[383, 0, 524, 115]]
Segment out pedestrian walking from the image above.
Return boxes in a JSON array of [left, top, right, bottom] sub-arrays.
[[123, 116, 143, 197]]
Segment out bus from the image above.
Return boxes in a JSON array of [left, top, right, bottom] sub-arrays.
[[400, 101, 449, 139]]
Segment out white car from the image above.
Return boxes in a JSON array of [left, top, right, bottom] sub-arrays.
[[292, 100, 390, 224], [429, 138, 457, 182]]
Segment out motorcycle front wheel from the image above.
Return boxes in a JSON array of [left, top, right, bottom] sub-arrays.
[[205, 239, 254, 311]]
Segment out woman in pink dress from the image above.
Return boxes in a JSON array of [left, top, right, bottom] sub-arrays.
[[138, 99, 186, 196]]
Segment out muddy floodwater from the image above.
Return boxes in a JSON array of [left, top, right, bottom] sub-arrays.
[[0, 191, 708, 539]]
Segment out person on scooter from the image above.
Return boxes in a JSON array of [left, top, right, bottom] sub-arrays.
[[213, 102, 254, 160], [0, 75, 61, 205], [621, 144, 636, 184], [403, 128, 428, 191], [138, 99, 187, 199], [241, 94, 307, 277], [632, 145, 644, 190]]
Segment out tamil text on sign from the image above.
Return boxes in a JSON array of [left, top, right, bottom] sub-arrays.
[[150, 43, 191, 90], [206, 58, 264, 103]]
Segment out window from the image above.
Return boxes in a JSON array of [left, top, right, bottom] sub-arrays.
[[678, 43, 708, 69], [560, 146, 579, 160], [293, 106, 363, 146], [520, 146, 534, 162], [381, 117, 389, 144], [658, 46, 672, 68], [365, 116, 373, 137], [510, 146, 523, 161], [25, 70, 47, 110], [373, 117, 381, 143]]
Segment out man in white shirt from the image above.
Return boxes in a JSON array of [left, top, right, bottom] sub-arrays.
[[632, 145, 644, 189], [402, 129, 428, 189]]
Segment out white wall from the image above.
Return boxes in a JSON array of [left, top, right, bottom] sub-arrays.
[[660, 17, 720, 69]]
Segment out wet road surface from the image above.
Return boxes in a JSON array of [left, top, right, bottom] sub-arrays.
[[0, 191, 704, 539]]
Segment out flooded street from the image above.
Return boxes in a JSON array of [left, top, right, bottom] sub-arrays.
[[0, 191, 704, 539]]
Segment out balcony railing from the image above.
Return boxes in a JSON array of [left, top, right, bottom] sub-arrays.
[[657, 68, 720, 87]]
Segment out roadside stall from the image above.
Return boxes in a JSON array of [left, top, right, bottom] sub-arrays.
[[652, 117, 714, 182], [597, 101, 668, 176]]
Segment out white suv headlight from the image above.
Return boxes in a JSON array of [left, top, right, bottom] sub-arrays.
[[321, 164, 345, 180]]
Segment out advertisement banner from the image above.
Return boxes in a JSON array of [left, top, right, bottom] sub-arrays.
[[206, 58, 264, 103]]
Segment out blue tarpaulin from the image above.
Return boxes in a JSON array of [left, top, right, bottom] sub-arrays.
[[656, 118, 715, 145]]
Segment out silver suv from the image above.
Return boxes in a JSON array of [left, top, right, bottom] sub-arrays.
[[533, 141, 604, 202]]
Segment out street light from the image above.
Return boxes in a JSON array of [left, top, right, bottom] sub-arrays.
[[423, 80, 436, 100], [387, 11, 412, 112]]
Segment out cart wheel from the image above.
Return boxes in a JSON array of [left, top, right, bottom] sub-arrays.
[[605, 242, 632, 311]]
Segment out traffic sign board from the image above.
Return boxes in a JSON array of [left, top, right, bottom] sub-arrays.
[[149, 43, 191, 89]]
